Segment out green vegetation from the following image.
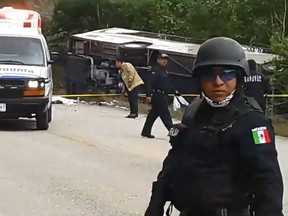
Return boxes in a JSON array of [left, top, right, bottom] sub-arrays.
[[46, 0, 286, 48]]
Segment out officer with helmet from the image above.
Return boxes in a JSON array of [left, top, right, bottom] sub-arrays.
[[144, 37, 284, 216]]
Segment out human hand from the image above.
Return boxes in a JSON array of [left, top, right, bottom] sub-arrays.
[[144, 203, 164, 216], [145, 97, 152, 104]]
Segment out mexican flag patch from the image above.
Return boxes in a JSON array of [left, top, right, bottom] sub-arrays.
[[251, 126, 271, 145]]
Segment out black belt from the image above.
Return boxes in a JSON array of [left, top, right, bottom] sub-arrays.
[[153, 89, 165, 94], [181, 207, 249, 216]]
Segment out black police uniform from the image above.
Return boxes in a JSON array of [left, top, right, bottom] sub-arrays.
[[144, 37, 284, 216], [141, 63, 178, 137], [145, 93, 283, 216], [243, 69, 271, 112]]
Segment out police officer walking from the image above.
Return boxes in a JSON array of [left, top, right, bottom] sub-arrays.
[[243, 59, 272, 113], [144, 37, 284, 216], [141, 53, 180, 138]]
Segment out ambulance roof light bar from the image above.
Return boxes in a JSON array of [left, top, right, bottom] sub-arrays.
[[0, 7, 42, 33]]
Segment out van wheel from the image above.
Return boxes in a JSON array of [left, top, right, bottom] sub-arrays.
[[36, 110, 49, 130], [48, 105, 52, 123]]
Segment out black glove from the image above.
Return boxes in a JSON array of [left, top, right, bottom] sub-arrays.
[[144, 182, 167, 216], [144, 202, 164, 216], [169, 123, 188, 148]]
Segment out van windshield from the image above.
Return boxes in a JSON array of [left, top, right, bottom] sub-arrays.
[[0, 36, 45, 66]]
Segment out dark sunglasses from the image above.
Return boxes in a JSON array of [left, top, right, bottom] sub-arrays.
[[200, 69, 237, 82]]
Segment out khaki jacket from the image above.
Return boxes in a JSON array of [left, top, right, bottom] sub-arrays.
[[119, 62, 144, 91]]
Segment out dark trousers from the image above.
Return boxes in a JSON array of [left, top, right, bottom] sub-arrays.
[[126, 86, 139, 115], [180, 208, 250, 216], [141, 92, 173, 135]]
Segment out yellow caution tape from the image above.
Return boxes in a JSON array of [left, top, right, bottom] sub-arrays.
[[266, 94, 288, 97], [54, 93, 122, 97], [54, 93, 288, 98]]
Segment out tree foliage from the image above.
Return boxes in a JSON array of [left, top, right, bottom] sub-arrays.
[[270, 33, 288, 90], [47, 0, 286, 45]]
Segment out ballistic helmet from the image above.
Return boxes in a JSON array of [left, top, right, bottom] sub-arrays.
[[192, 37, 250, 78]]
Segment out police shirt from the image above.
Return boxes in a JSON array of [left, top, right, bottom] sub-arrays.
[[156, 94, 283, 215], [146, 64, 177, 97], [243, 70, 272, 111]]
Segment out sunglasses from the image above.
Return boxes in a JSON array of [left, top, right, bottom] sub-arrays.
[[200, 69, 237, 82]]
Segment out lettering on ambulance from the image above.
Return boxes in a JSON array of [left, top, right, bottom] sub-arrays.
[[0, 67, 33, 73], [244, 75, 262, 83]]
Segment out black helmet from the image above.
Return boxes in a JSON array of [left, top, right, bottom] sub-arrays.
[[192, 37, 250, 78]]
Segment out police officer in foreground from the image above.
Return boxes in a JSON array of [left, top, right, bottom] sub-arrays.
[[144, 37, 284, 216], [141, 53, 180, 138], [243, 59, 272, 113]]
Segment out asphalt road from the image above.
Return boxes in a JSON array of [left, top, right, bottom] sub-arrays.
[[0, 103, 287, 216]]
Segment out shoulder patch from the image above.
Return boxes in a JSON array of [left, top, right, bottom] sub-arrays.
[[169, 127, 180, 137], [168, 123, 188, 137], [251, 126, 271, 144]]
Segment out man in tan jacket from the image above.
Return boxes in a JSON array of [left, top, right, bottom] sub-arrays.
[[116, 57, 144, 118]]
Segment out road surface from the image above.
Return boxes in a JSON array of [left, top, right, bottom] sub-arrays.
[[0, 103, 287, 216]]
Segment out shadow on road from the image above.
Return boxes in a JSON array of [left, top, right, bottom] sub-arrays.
[[0, 119, 36, 131]]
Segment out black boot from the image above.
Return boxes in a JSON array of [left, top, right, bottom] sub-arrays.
[[125, 114, 138, 118]]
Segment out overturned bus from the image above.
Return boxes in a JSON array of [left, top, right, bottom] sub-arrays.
[[62, 27, 275, 96]]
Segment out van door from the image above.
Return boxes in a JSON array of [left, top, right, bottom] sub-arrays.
[[41, 36, 53, 93]]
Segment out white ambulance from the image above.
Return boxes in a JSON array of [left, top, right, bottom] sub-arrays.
[[0, 7, 53, 130]]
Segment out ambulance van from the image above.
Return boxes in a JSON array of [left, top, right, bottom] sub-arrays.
[[0, 7, 53, 130]]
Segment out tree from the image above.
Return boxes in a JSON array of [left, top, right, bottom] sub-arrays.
[[270, 0, 288, 85]]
